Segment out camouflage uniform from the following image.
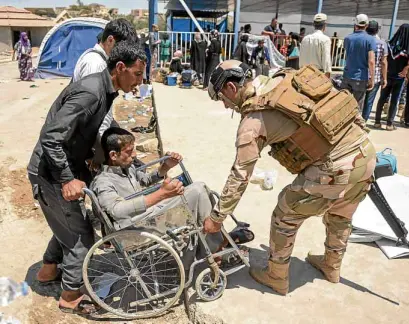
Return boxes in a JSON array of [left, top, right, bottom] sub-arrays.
[[211, 75, 376, 288]]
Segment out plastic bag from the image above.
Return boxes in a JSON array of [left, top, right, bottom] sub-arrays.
[[250, 168, 278, 190]]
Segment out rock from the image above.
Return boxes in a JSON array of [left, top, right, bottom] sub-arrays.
[[128, 118, 136, 123], [135, 138, 158, 153]]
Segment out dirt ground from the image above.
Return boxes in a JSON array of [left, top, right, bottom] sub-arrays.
[[0, 61, 222, 324]]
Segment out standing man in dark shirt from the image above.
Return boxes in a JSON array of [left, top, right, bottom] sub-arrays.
[[28, 42, 147, 314], [375, 24, 409, 130], [341, 14, 376, 111], [262, 18, 280, 42]]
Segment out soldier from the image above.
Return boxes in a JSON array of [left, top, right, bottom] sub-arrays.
[[203, 60, 376, 295]]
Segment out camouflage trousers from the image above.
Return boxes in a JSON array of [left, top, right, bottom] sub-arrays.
[[270, 142, 377, 264]]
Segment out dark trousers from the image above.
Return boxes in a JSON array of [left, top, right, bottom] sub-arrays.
[[29, 174, 94, 291], [375, 78, 405, 126], [362, 82, 381, 121], [404, 82, 409, 124], [203, 55, 220, 88], [340, 78, 368, 111]]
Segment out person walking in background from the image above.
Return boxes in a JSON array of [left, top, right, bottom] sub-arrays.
[[362, 21, 388, 122], [374, 24, 409, 130], [203, 30, 222, 91], [300, 27, 306, 40], [190, 32, 207, 83], [149, 24, 161, 81], [341, 14, 376, 111], [300, 13, 332, 77], [251, 39, 270, 76], [13, 32, 34, 81], [234, 34, 250, 64], [279, 23, 286, 35], [160, 33, 171, 67], [286, 33, 300, 69]]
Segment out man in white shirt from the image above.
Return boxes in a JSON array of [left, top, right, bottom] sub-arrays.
[[300, 13, 332, 77], [73, 18, 137, 139]]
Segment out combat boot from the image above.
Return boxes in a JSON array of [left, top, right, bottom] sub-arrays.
[[249, 260, 289, 295], [306, 250, 343, 283]]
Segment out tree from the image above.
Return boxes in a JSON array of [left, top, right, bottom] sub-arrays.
[[77, 0, 84, 6]]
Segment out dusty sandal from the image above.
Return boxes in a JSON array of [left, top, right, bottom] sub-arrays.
[[59, 298, 100, 316], [220, 246, 250, 269]]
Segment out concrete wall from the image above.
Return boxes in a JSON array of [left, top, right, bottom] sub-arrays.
[[0, 27, 12, 52], [29, 27, 51, 47], [9, 27, 51, 48], [239, 12, 302, 35], [241, 11, 407, 40]]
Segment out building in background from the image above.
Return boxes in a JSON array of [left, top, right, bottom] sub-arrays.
[[131, 9, 149, 19], [0, 6, 55, 52]]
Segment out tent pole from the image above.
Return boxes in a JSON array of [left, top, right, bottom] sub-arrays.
[[389, 0, 400, 40], [149, 0, 158, 31], [317, 0, 323, 13], [233, 0, 241, 50], [177, 0, 209, 42]]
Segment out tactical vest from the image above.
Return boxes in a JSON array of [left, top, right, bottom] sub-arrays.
[[241, 65, 361, 174]]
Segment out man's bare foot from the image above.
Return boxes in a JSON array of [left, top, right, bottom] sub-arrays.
[[59, 290, 99, 315], [37, 263, 59, 282]]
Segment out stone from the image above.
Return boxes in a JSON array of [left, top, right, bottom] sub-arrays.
[[135, 138, 158, 153]]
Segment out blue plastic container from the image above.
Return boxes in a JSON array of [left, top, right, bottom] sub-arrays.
[[167, 75, 177, 86]]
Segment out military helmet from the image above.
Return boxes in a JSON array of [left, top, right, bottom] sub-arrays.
[[208, 60, 252, 101]]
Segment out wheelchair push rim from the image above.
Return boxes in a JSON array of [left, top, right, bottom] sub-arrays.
[[83, 230, 185, 319]]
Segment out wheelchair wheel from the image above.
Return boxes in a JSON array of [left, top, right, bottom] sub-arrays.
[[83, 230, 185, 319], [195, 268, 227, 302]]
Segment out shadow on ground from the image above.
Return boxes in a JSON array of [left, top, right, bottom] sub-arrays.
[[211, 245, 400, 306]]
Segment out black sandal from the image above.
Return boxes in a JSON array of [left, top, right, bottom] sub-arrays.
[[229, 228, 255, 246]]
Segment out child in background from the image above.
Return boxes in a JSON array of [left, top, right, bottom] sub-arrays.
[[170, 50, 183, 74], [160, 33, 171, 68]]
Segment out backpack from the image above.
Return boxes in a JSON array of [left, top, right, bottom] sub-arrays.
[[375, 148, 398, 179], [242, 65, 362, 174]]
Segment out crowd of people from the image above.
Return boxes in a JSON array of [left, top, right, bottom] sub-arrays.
[[232, 14, 409, 130], [15, 11, 409, 318]]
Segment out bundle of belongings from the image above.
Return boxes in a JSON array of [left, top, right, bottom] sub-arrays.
[[350, 148, 409, 258], [180, 65, 198, 88], [245, 34, 286, 73]]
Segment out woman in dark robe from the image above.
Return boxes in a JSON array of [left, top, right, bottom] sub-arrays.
[[233, 34, 249, 64], [13, 32, 34, 81], [203, 30, 222, 91], [190, 32, 207, 83]]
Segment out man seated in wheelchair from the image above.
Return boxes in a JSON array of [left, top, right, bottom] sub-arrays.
[[91, 127, 225, 266]]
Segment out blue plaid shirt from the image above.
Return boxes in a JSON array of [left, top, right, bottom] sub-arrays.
[[374, 37, 387, 84]]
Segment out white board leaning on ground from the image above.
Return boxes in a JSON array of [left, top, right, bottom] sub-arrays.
[[351, 174, 409, 259]]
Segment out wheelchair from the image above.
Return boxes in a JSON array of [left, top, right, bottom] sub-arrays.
[[82, 157, 251, 319]]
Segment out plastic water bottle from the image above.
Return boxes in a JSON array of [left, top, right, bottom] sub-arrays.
[[0, 278, 29, 307], [0, 313, 21, 324]]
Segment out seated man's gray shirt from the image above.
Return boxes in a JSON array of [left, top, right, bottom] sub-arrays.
[[91, 165, 163, 227]]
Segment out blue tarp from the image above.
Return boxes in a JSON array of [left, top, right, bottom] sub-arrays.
[[35, 21, 105, 79]]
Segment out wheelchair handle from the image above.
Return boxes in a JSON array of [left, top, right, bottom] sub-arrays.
[[134, 156, 192, 183], [134, 156, 170, 172]]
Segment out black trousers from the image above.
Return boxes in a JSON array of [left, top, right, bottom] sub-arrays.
[[404, 81, 409, 124], [375, 78, 405, 126], [29, 174, 94, 291]]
